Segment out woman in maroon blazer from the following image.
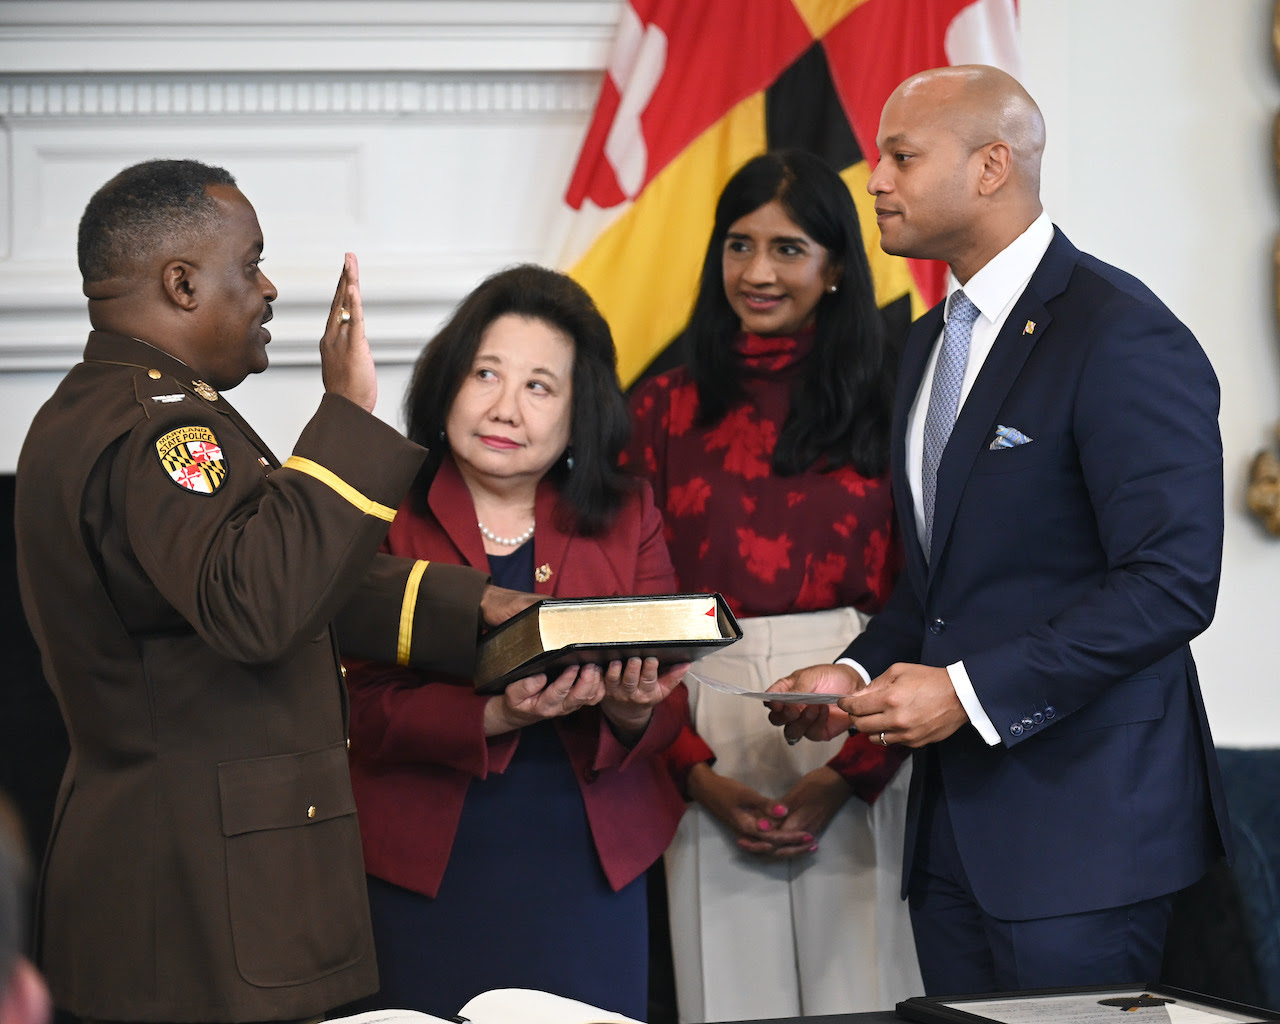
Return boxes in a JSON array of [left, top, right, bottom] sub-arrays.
[[344, 265, 689, 1020]]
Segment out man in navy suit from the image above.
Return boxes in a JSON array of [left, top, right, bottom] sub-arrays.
[[770, 65, 1229, 995]]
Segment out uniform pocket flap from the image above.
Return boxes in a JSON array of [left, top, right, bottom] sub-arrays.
[[218, 743, 356, 837]]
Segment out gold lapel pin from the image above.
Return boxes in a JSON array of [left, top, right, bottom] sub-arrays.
[[1023, 321, 1036, 335], [535, 563, 553, 583]]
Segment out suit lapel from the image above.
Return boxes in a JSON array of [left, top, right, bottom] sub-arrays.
[[215, 396, 278, 467], [928, 228, 1079, 575], [532, 480, 572, 596], [429, 456, 574, 590], [428, 456, 490, 570], [895, 304, 944, 590]]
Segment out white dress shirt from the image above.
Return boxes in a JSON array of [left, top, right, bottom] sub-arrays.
[[841, 212, 1055, 745]]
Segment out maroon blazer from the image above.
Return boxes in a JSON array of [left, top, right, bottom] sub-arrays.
[[346, 455, 690, 897]]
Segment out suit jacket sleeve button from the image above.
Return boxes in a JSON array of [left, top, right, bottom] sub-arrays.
[[929, 618, 945, 634], [1032, 712, 1044, 725], [1021, 717, 1034, 729], [1044, 706, 1057, 720], [1009, 723, 1024, 736]]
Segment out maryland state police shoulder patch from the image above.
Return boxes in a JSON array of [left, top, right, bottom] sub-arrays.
[[155, 425, 227, 494]]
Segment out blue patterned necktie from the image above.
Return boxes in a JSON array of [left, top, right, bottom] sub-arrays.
[[922, 289, 980, 558]]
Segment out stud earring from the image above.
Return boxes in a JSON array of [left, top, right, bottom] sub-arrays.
[[828, 285, 838, 294]]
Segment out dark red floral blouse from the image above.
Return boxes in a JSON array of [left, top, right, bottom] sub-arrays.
[[624, 331, 908, 801]]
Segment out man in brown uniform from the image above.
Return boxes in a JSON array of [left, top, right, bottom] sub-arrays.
[[13, 160, 523, 1022]]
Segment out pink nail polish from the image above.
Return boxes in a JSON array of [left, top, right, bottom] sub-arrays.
[[757, 819, 772, 831], [772, 804, 787, 817], [808, 843, 819, 853]]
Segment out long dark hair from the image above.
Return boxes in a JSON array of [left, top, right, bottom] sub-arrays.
[[404, 264, 632, 535], [683, 149, 893, 477]]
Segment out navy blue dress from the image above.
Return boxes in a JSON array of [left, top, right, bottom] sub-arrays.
[[362, 540, 649, 1020]]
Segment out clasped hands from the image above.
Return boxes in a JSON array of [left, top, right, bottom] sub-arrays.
[[688, 762, 849, 860], [765, 661, 969, 748]]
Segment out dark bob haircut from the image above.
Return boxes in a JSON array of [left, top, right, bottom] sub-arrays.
[[681, 149, 893, 477], [78, 158, 237, 286], [405, 264, 633, 536]]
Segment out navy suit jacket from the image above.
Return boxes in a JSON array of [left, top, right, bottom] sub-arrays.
[[845, 228, 1230, 921]]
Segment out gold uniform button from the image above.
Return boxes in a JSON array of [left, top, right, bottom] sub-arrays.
[[306, 805, 317, 819], [147, 369, 162, 379], [346, 738, 351, 750], [341, 665, 347, 678]]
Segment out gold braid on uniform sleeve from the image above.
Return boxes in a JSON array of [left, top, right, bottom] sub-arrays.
[[281, 456, 396, 521]]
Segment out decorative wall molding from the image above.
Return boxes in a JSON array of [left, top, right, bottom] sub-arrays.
[[0, 73, 600, 120], [0, 0, 621, 73], [0, 1, 619, 379], [0, 292, 474, 372]]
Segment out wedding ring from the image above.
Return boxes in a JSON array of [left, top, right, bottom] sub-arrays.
[[339, 307, 351, 324], [878, 731, 887, 746]]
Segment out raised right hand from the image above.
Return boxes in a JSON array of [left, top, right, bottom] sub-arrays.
[[320, 252, 377, 412]]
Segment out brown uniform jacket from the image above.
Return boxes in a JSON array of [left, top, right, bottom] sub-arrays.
[[14, 332, 488, 1022]]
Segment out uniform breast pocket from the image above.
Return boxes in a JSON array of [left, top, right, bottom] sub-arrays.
[[218, 743, 371, 987]]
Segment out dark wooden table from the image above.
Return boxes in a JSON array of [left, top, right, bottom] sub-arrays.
[[712, 1011, 902, 1024]]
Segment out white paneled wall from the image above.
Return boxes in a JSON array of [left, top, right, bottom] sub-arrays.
[[0, 0, 613, 433], [2, 0, 1278, 744]]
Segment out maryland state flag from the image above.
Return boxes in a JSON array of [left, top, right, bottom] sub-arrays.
[[560, 0, 1021, 386]]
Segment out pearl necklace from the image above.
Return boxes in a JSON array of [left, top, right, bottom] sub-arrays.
[[477, 519, 535, 547]]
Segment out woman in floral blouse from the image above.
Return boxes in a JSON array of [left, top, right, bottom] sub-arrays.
[[625, 150, 921, 1022]]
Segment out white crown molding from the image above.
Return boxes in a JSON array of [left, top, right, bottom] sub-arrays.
[[0, 73, 601, 119], [0, 258, 544, 372], [0, 1, 619, 374], [0, 0, 622, 73]]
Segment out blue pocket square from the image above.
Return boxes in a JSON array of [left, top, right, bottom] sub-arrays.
[[989, 424, 1033, 450]]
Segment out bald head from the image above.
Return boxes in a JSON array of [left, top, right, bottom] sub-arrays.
[[868, 64, 1045, 282], [897, 65, 1045, 194]]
